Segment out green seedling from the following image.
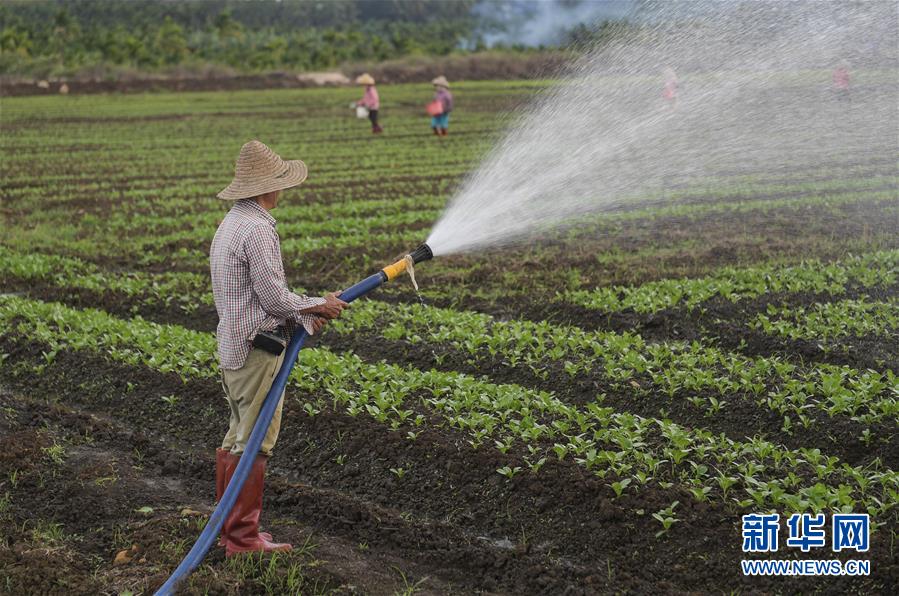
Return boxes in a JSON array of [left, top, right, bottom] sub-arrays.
[[497, 466, 521, 479], [42, 442, 66, 465], [652, 501, 680, 537]]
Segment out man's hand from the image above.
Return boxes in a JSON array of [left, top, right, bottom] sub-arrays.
[[309, 316, 327, 335], [306, 291, 348, 320]]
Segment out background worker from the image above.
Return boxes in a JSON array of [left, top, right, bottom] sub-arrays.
[[355, 73, 383, 133], [430, 75, 453, 136], [832, 60, 850, 101], [662, 67, 679, 109], [211, 140, 348, 556]]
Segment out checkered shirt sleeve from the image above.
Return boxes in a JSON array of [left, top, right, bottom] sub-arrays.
[[245, 226, 322, 324], [211, 200, 325, 370]]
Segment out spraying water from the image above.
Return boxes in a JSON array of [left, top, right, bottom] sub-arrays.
[[427, 1, 897, 256]]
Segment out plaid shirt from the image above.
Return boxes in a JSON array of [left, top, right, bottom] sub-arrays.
[[210, 199, 325, 370]]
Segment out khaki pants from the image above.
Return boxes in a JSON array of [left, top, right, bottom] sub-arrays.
[[221, 347, 286, 456]]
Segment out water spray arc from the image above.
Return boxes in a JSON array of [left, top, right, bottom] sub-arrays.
[[155, 244, 433, 596], [427, 2, 895, 256]]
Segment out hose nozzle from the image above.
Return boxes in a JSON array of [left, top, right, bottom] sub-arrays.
[[408, 243, 433, 264], [381, 243, 432, 282]]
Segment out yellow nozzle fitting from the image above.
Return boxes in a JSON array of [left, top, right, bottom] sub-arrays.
[[382, 257, 409, 281]]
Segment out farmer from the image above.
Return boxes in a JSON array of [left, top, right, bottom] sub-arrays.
[[211, 140, 348, 556], [430, 76, 453, 136], [832, 60, 850, 101], [355, 73, 382, 134], [662, 67, 678, 109]]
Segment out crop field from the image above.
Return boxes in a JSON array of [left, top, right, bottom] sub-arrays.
[[1, 80, 897, 594]]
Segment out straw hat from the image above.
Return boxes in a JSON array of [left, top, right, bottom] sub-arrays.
[[431, 76, 450, 88], [355, 73, 375, 85], [217, 140, 308, 201]]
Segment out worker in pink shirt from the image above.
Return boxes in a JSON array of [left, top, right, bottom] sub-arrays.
[[355, 73, 382, 134], [832, 61, 850, 101], [430, 76, 453, 136], [662, 67, 678, 109]]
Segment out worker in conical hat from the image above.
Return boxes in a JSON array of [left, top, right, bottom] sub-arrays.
[[212, 140, 348, 556], [430, 76, 453, 136], [832, 60, 850, 101], [662, 67, 678, 109], [355, 73, 382, 134]]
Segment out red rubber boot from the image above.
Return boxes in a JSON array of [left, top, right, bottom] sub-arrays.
[[218, 450, 271, 547], [216, 449, 229, 547], [222, 454, 291, 557], [215, 448, 228, 502]]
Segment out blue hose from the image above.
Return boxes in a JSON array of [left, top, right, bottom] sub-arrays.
[[155, 272, 387, 595]]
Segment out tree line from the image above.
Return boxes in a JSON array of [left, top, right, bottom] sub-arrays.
[[0, 0, 500, 76], [0, 0, 635, 78]]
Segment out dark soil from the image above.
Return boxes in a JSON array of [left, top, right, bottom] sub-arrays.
[[0, 389, 358, 595], [0, 355, 472, 595], [1, 331, 896, 594], [0, 54, 569, 98], [0, 74, 348, 98]]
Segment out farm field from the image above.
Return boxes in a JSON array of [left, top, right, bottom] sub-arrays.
[[1, 80, 898, 594]]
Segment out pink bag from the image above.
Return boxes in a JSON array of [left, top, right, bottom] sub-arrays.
[[426, 100, 443, 116]]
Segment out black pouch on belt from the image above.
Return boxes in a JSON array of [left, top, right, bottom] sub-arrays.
[[252, 330, 287, 356]]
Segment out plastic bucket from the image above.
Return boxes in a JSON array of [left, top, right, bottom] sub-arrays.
[[426, 100, 443, 116], [356, 106, 369, 119]]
